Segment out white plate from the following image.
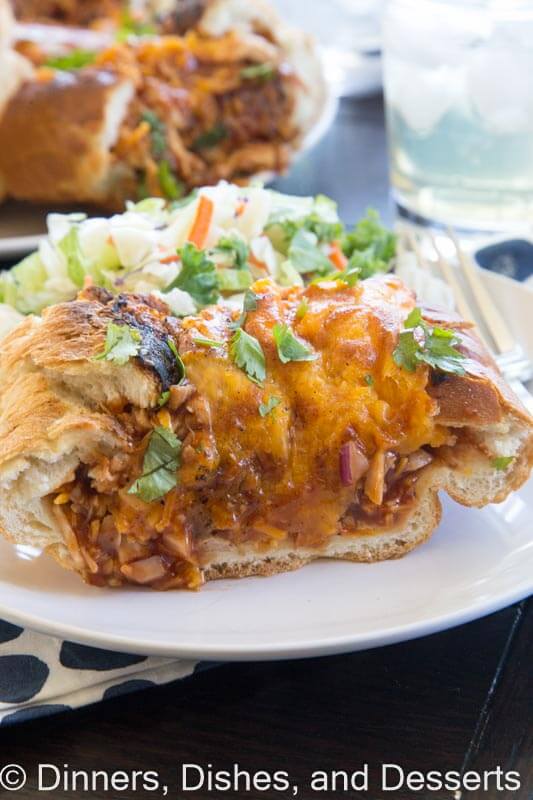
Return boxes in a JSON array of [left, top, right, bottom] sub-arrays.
[[0, 255, 531, 661], [0, 489, 531, 660], [0, 90, 338, 260]]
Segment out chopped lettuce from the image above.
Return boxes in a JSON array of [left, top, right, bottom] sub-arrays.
[[265, 194, 343, 254], [0, 252, 55, 314], [287, 229, 332, 275], [58, 227, 86, 288], [45, 50, 96, 71], [217, 269, 253, 293]]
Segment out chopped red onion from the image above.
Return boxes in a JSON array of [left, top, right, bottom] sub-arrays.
[[339, 441, 369, 487]]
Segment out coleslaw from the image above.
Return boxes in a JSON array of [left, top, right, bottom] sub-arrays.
[[0, 182, 396, 333]]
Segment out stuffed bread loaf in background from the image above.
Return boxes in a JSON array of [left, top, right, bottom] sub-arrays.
[[0, 0, 325, 208]]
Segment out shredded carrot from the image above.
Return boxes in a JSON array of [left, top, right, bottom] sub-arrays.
[[159, 253, 180, 264], [35, 67, 56, 83], [235, 200, 247, 217], [187, 196, 214, 249], [328, 242, 348, 270], [249, 253, 268, 273]]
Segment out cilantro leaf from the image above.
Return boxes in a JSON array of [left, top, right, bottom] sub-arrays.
[[193, 336, 224, 349], [265, 195, 343, 253], [240, 63, 276, 81], [93, 323, 141, 366], [192, 123, 228, 151], [217, 269, 252, 293], [491, 456, 514, 471], [393, 330, 421, 372], [338, 209, 396, 280], [259, 396, 281, 417], [214, 235, 249, 269], [342, 208, 396, 259], [158, 390, 170, 407], [167, 338, 186, 384], [58, 227, 86, 287], [230, 328, 266, 384], [272, 323, 317, 364], [128, 427, 181, 503], [288, 229, 332, 275], [327, 260, 363, 287], [393, 308, 465, 375], [365, 374, 374, 386], [405, 307, 422, 328], [141, 110, 167, 158], [243, 288, 259, 312], [164, 242, 220, 307], [116, 10, 156, 40], [158, 161, 184, 201], [229, 288, 259, 330], [45, 49, 96, 71]]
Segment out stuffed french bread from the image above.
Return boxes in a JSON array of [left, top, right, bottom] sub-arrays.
[[0, 276, 530, 590]]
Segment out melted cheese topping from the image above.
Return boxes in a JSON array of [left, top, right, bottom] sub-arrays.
[[179, 277, 450, 545]]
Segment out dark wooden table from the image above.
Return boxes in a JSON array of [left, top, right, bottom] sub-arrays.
[[0, 97, 531, 800]]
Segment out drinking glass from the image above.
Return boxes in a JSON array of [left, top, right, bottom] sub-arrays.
[[383, 0, 533, 233]]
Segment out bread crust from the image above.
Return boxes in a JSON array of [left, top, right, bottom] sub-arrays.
[[0, 70, 135, 204], [0, 287, 531, 588]]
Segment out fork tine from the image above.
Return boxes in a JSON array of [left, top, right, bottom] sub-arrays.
[[405, 229, 432, 271], [429, 233, 477, 324], [447, 229, 515, 354], [395, 230, 408, 261]]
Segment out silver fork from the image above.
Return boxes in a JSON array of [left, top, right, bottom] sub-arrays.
[[401, 228, 533, 415]]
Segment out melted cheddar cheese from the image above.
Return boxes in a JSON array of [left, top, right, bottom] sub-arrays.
[[178, 277, 451, 546]]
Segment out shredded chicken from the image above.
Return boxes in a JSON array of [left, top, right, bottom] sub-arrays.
[[92, 34, 297, 199]]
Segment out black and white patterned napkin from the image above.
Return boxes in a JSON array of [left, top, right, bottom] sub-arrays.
[[0, 619, 201, 725]]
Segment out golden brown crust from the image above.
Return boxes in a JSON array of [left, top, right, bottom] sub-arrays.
[[12, 0, 122, 25], [0, 69, 134, 204], [429, 373, 504, 427], [421, 306, 532, 426], [0, 290, 184, 437]]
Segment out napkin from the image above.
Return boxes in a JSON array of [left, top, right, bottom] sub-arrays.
[[0, 618, 201, 726]]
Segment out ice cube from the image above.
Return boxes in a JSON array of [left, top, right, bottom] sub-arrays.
[[384, 56, 464, 135], [383, 3, 490, 69], [467, 43, 533, 134]]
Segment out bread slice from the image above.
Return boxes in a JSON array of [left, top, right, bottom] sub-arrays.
[[0, 0, 33, 194], [0, 280, 531, 589]]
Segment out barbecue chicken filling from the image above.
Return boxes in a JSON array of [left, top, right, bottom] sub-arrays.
[[17, 31, 297, 201]]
